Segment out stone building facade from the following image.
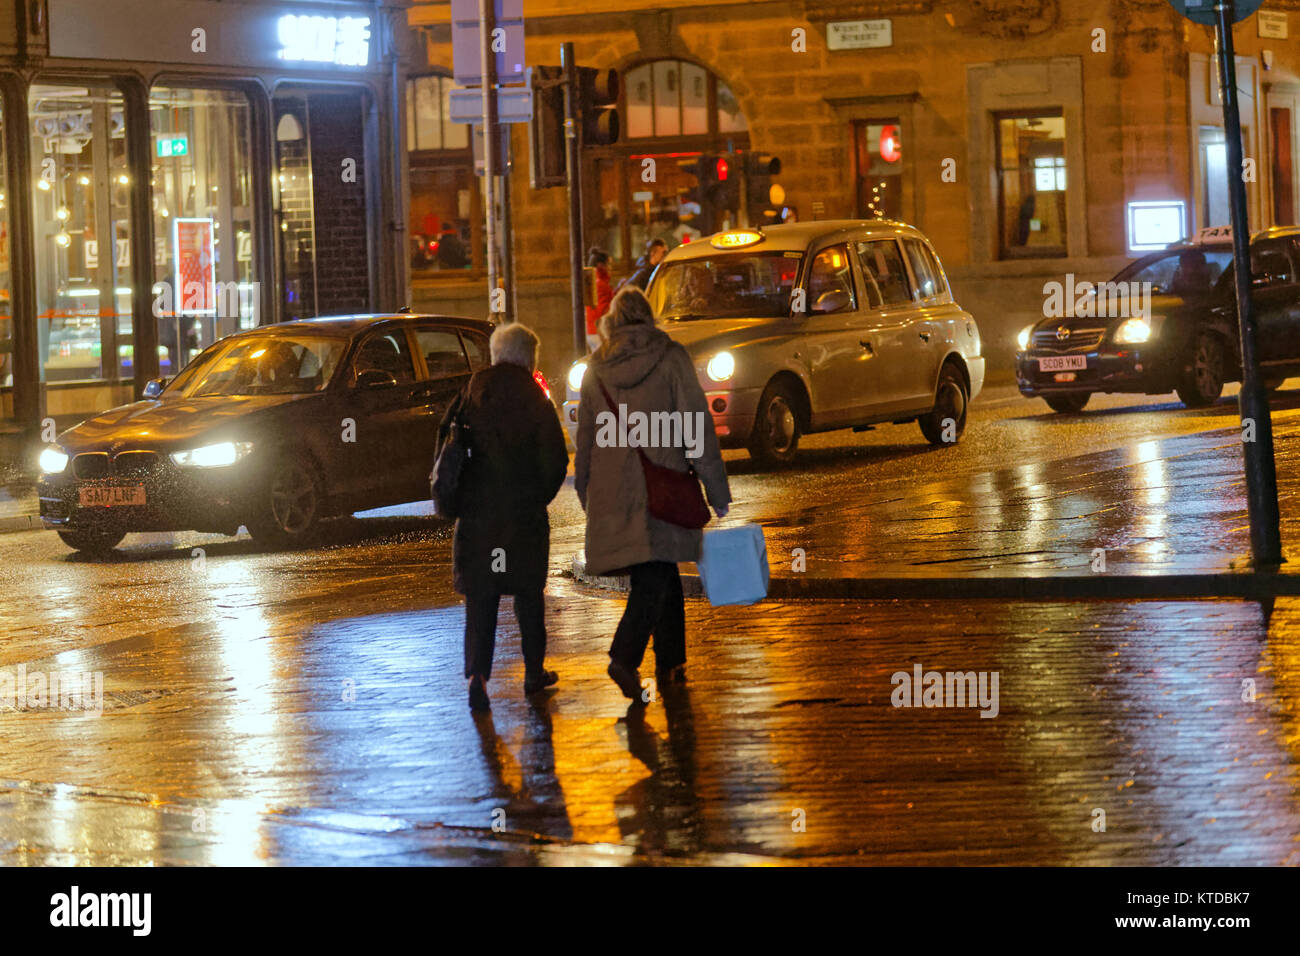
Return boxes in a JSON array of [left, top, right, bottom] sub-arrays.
[[404, 0, 1300, 385]]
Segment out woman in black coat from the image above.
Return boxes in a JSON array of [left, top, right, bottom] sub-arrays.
[[445, 322, 569, 711]]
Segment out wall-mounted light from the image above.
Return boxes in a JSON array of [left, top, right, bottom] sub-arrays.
[[54, 230, 70, 247]]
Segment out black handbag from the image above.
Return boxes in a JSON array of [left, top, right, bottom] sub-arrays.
[[595, 375, 710, 530], [431, 392, 471, 518]]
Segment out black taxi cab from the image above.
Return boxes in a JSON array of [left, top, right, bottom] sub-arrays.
[[1016, 225, 1300, 411], [562, 220, 986, 464]]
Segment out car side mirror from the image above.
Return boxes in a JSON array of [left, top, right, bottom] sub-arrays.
[[143, 377, 168, 399], [813, 289, 852, 314], [1252, 273, 1282, 288], [356, 368, 398, 390]]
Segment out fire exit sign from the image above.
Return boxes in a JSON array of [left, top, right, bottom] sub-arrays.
[[156, 135, 189, 158]]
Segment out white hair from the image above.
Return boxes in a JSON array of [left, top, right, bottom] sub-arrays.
[[489, 322, 540, 371]]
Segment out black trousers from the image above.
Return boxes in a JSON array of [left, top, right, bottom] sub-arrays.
[[464, 589, 546, 680], [609, 561, 685, 672]]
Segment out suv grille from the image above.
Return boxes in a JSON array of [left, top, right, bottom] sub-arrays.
[[72, 453, 110, 479], [114, 451, 163, 477]]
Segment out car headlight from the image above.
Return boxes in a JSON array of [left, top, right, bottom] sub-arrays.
[[567, 360, 588, 392], [38, 446, 69, 475], [1016, 325, 1034, 351], [170, 441, 254, 468], [1113, 318, 1152, 345], [706, 351, 735, 383]]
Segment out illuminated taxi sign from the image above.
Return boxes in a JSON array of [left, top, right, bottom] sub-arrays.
[[1195, 225, 1233, 244], [710, 230, 764, 250], [278, 14, 372, 67]]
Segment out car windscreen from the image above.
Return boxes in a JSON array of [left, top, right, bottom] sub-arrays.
[[170, 335, 347, 397], [647, 252, 802, 320], [1113, 248, 1233, 296]]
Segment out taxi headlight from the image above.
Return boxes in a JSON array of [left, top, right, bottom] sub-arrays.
[[39, 446, 69, 475], [1114, 318, 1152, 345], [567, 360, 588, 392], [1016, 325, 1034, 351], [170, 441, 254, 469], [706, 351, 735, 383]]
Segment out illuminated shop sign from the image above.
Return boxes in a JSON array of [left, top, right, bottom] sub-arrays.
[[278, 14, 372, 67]]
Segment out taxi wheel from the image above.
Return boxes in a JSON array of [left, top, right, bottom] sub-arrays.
[[749, 381, 802, 466], [247, 456, 322, 546], [919, 363, 969, 446], [1176, 332, 1226, 407], [57, 529, 125, 556], [1044, 392, 1091, 414]]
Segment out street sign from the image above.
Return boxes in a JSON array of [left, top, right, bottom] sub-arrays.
[[1167, 0, 1264, 25], [450, 0, 525, 86], [449, 86, 533, 124], [471, 125, 512, 176]]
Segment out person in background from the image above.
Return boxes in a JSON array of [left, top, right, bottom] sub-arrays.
[[585, 247, 613, 352], [574, 287, 731, 702], [447, 322, 570, 712], [618, 238, 668, 292]]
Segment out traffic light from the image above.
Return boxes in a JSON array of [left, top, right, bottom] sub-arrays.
[[528, 65, 566, 188], [680, 154, 720, 234], [576, 67, 620, 146], [713, 153, 740, 216], [745, 153, 783, 225]]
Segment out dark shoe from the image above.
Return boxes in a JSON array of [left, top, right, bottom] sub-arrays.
[[468, 675, 490, 712], [607, 659, 643, 701], [655, 664, 686, 685], [524, 668, 559, 695]]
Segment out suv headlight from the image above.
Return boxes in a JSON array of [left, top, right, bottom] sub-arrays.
[[1016, 325, 1035, 351], [567, 360, 588, 392], [170, 441, 254, 468], [39, 446, 69, 475], [706, 351, 735, 383], [1114, 318, 1152, 345]]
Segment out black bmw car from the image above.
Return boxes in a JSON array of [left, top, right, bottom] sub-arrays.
[[1016, 226, 1300, 412], [38, 313, 508, 555]]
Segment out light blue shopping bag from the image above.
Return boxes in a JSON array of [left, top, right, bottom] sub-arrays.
[[697, 523, 769, 606]]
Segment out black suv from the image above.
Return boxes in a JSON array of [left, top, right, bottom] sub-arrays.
[[1016, 226, 1300, 411]]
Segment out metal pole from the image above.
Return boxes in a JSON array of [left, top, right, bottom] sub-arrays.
[[479, 0, 500, 317], [500, 135, 516, 323], [562, 41, 586, 357], [1216, 0, 1282, 565]]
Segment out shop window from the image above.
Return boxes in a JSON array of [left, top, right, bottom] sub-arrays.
[[624, 60, 747, 139], [996, 113, 1068, 259], [149, 86, 256, 376], [407, 75, 473, 277], [854, 120, 903, 221], [29, 82, 134, 384]]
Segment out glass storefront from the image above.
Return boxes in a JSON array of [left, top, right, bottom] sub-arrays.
[[149, 86, 256, 375], [29, 82, 134, 384], [854, 120, 904, 221], [996, 113, 1068, 259], [407, 75, 473, 276]]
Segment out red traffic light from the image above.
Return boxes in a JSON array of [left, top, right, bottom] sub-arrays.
[[715, 157, 729, 182]]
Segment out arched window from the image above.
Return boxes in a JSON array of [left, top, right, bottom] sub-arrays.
[[623, 60, 747, 139]]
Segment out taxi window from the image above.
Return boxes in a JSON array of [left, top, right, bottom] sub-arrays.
[[903, 239, 945, 301], [807, 245, 857, 314], [415, 328, 470, 379], [353, 330, 416, 384], [1119, 249, 1232, 296], [649, 253, 801, 320], [856, 240, 912, 307]]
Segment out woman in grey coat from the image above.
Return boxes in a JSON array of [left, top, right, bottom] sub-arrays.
[[574, 287, 732, 700]]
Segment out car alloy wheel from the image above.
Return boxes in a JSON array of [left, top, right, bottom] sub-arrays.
[[269, 461, 319, 535], [1176, 332, 1226, 408], [749, 381, 801, 465]]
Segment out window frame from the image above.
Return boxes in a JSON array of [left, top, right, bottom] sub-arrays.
[[854, 238, 914, 310], [994, 109, 1069, 261]]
